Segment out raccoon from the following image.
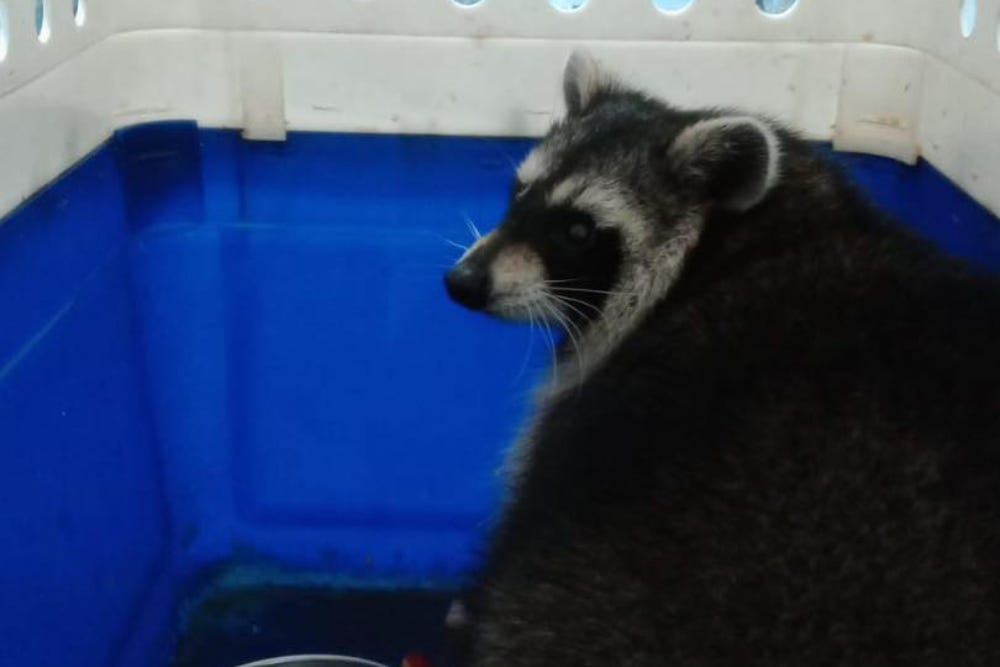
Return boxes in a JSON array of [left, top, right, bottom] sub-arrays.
[[443, 51, 1000, 666]]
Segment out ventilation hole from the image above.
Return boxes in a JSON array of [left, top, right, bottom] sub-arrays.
[[961, 0, 977, 37], [653, 0, 693, 14], [549, 0, 588, 11], [451, 0, 483, 6], [36, 0, 50, 43], [756, 0, 798, 16], [0, 4, 8, 61], [73, 0, 86, 26]]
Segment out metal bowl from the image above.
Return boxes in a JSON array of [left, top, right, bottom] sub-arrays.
[[235, 655, 390, 667]]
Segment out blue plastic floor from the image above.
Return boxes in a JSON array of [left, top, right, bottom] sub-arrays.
[[1, 123, 999, 667]]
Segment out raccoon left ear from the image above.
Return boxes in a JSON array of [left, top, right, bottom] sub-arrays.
[[665, 116, 782, 212], [563, 50, 611, 116]]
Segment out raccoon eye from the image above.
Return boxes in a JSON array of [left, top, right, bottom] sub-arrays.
[[567, 221, 592, 243], [551, 210, 596, 249]]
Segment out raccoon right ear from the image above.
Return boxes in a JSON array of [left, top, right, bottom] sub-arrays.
[[665, 116, 782, 212], [563, 50, 611, 116]]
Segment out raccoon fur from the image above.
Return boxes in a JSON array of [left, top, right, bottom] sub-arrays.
[[443, 51, 1000, 666]]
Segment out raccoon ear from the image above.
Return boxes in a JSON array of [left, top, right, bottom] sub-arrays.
[[665, 116, 782, 212], [563, 50, 610, 116]]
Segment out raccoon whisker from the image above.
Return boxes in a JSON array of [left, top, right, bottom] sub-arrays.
[[516, 306, 538, 383], [553, 288, 636, 298], [548, 297, 591, 358], [540, 295, 586, 387], [541, 278, 614, 286], [544, 279, 637, 294], [463, 215, 484, 241], [559, 316, 587, 364], [492, 147, 520, 177], [542, 293, 586, 341], [440, 236, 471, 255], [548, 284, 638, 297], [536, 296, 565, 343], [535, 303, 559, 385], [548, 293, 602, 318], [550, 299, 598, 336], [434, 232, 469, 248]]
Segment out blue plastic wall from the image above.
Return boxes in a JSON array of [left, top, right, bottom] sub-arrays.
[[126, 128, 550, 593], [1, 123, 998, 667], [0, 147, 171, 667]]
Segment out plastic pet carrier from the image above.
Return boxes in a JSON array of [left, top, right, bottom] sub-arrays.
[[1, 1, 999, 665]]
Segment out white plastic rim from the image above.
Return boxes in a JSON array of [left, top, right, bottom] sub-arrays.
[[0, 0, 999, 223], [235, 655, 389, 667]]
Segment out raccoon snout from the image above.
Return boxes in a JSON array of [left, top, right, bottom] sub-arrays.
[[446, 261, 492, 311]]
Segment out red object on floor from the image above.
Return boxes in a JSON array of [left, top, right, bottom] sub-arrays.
[[402, 653, 432, 667]]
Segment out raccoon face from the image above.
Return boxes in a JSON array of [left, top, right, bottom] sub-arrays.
[[446, 51, 783, 372], [445, 190, 625, 324]]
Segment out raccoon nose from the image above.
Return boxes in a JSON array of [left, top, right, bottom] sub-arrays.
[[446, 263, 492, 310]]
